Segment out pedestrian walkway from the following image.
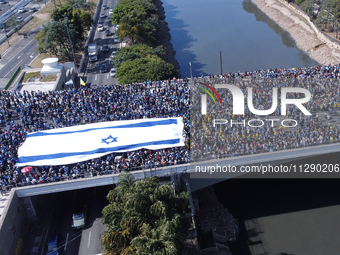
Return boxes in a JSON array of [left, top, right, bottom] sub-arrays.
[[0, 191, 10, 218]]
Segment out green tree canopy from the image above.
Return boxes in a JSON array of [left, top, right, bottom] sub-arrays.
[[66, 0, 96, 12], [79, 10, 92, 31], [51, 4, 73, 21], [116, 55, 176, 84], [35, 20, 83, 61], [101, 173, 190, 255]]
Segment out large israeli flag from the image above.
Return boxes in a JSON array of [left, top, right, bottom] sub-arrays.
[[16, 117, 184, 166]]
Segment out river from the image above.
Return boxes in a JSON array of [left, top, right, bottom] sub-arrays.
[[162, 0, 318, 77]]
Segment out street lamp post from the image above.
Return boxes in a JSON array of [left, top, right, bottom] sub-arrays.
[[189, 62, 193, 84], [64, 17, 77, 74]]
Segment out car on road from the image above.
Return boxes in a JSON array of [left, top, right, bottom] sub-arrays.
[[97, 24, 104, 31], [105, 29, 112, 36], [102, 4, 108, 9], [100, 13, 106, 18], [110, 50, 118, 59], [110, 67, 116, 77], [16, 16, 23, 22], [46, 234, 61, 255], [72, 205, 86, 229], [99, 64, 108, 73], [114, 37, 120, 43], [102, 44, 109, 52], [29, 7, 36, 12], [0, 1, 6, 5], [18, 7, 26, 13], [109, 9, 113, 14]]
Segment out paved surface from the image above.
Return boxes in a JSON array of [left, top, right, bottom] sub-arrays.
[[0, 25, 40, 88], [251, 205, 340, 255], [84, 0, 120, 87]]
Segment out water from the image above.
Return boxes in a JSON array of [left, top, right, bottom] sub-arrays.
[[162, 0, 318, 77], [213, 152, 340, 254]]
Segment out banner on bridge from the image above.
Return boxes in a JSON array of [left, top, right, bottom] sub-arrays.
[[16, 117, 184, 166]]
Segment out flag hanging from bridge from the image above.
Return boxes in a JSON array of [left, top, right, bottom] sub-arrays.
[[15, 117, 184, 166]]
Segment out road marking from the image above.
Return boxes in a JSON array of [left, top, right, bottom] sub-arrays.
[[64, 233, 69, 251], [87, 231, 91, 248], [107, 74, 109, 79], [95, 75, 97, 81], [17, 53, 23, 59], [3, 59, 22, 78], [27, 52, 31, 55], [30, 53, 35, 58]]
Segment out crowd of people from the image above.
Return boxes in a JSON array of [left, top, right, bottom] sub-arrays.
[[2, 63, 340, 188], [191, 64, 340, 160], [0, 79, 190, 189]]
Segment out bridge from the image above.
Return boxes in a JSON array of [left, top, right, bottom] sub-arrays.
[[1, 142, 340, 255]]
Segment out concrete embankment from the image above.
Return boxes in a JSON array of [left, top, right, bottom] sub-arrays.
[[154, 0, 181, 77], [250, 0, 340, 65]]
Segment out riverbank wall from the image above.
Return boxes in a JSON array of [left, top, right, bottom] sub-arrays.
[[154, 0, 181, 77], [250, 0, 340, 65]]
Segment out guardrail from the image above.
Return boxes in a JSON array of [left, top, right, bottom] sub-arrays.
[[0, 15, 33, 46]]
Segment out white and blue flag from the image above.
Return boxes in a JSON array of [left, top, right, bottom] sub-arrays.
[[16, 117, 184, 166]]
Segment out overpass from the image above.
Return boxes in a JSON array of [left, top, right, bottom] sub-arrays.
[[1, 142, 340, 254]]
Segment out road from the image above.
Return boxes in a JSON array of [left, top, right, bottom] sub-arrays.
[[84, 0, 120, 88], [0, 28, 39, 87], [44, 185, 111, 255], [0, 0, 42, 32]]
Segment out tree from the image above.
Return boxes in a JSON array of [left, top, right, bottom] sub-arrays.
[[66, 0, 96, 12], [5, 16, 23, 34], [101, 173, 190, 255], [111, 3, 134, 24], [51, 4, 89, 36], [116, 55, 176, 84], [51, 4, 73, 21], [80, 11, 92, 31], [35, 20, 83, 60]]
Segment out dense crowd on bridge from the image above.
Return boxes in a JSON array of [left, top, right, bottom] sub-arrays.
[[2, 63, 340, 188], [192, 64, 340, 159], [0, 79, 190, 189]]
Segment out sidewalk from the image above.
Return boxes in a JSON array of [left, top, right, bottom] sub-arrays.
[[0, 191, 10, 218]]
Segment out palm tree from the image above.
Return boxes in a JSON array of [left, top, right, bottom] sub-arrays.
[[101, 172, 190, 255]]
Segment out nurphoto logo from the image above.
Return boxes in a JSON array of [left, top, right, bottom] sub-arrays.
[[200, 83, 311, 116]]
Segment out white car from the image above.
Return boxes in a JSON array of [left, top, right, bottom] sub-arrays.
[[16, 16, 23, 22], [18, 7, 26, 13], [97, 24, 104, 31], [100, 13, 106, 18], [109, 9, 113, 14], [110, 51, 116, 58], [110, 68, 116, 77], [72, 205, 86, 229]]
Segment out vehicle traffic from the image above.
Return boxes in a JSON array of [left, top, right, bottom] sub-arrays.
[[18, 7, 26, 13], [102, 45, 109, 52], [72, 205, 87, 229], [110, 68, 116, 77], [99, 64, 107, 73], [88, 43, 98, 62], [46, 234, 61, 255], [97, 24, 104, 31]]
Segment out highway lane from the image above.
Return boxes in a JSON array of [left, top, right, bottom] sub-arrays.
[[85, 0, 120, 88], [0, 1, 41, 33], [44, 185, 111, 255], [0, 33, 38, 87]]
